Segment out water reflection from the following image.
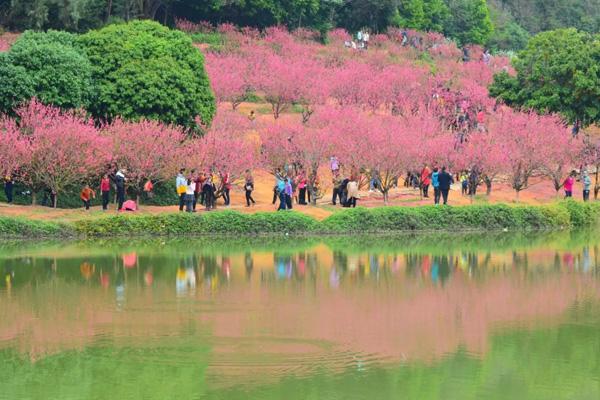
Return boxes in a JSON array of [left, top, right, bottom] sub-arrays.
[[1, 232, 600, 399]]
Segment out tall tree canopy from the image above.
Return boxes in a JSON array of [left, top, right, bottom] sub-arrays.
[[79, 20, 216, 129], [489, 28, 600, 127]]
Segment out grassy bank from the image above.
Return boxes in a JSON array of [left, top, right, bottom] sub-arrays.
[[1, 202, 599, 238]]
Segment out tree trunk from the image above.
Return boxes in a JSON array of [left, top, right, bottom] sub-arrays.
[[515, 190, 520, 203], [106, 0, 113, 22], [383, 191, 389, 205], [31, 192, 37, 206], [136, 193, 141, 205], [53, 193, 58, 208]]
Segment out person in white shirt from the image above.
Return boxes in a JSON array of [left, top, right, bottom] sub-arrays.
[[185, 178, 196, 212]]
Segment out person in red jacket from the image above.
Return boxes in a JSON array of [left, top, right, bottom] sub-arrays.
[[100, 174, 111, 211], [420, 165, 432, 198], [81, 184, 96, 211]]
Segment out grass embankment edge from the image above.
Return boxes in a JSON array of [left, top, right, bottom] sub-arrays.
[[0, 201, 598, 238]]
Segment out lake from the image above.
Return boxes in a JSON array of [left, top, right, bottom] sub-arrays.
[[1, 232, 600, 400]]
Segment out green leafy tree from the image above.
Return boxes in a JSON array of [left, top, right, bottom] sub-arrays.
[[486, 2, 529, 50], [4, 30, 93, 110], [445, 0, 494, 45], [79, 20, 216, 129], [0, 54, 35, 114], [394, 0, 426, 30], [423, 0, 450, 32], [489, 28, 600, 126]]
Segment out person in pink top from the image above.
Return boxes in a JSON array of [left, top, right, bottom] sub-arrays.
[[563, 171, 576, 198]]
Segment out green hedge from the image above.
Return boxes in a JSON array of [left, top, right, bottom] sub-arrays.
[[0, 201, 599, 238], [0, 217, 72, 237], [73, 211, 320, 236], [320, 203, 577, 233]]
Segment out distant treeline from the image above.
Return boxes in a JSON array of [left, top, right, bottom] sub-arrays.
[[1, 0, 599, 49]]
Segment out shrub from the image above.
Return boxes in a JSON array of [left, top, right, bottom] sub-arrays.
[[0, 203, 598, 238], [73, 211, 320, 236], [0, 217, 71, 237], [79, 20, 216, 130], [1, 30, 93, 113]]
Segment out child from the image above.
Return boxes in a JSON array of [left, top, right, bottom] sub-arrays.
[[461, 172, 469, 196], [81, 184, 96, 210]]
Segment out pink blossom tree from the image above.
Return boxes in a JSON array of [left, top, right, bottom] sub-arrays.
[[0, 116, 28, 179], [537, 121, 583, 196], [189, 109, 257, 200], [204, 53, 250, 110], [103, 119, 188, 203], [15, 100, 111, 207], [489, 109, 555, 201]]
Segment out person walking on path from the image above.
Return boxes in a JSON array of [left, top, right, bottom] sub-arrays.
[[277, 176, 287, 211], [432, 168, 440, 205], [563, 172, 575, 198], [420, 165, 431, 198], [438, 167, 454, 205], [297, 171, 308, 205], [583, 171, 592, 202], [332, 172, 343, 205], [244, 169, 256, 207], [176, 168, 187, 212], [4, 175, 14, 204], [285, 178, 293, 210], [80, 184, 96, 211], [185, 178, 196, 212], [221, 172, 231, 207], [203, 176, 215, 211], [346, 177, 359, 208], [100, 174, 111, 211], [115, 169, 126, 211], [273, 169, 284, 205]]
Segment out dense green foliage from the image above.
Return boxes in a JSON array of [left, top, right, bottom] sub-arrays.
[[0, 217, 70, 237], [489, 28, 600, 126], [78, 20, 215, 128], [1, 202, 598, 238], [0, 55, 34, 114], [0, 30, 93, 113], [3, 1, 600, 49], [444, 0, 494, 45], [490, 0, 600, 35]]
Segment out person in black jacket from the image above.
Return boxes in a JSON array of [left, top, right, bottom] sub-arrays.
[[437, 167, 454, 205]]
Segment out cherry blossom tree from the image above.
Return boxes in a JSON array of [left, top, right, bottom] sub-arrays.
[[104, 118, 188, 203], [0, 116, 28, 179], [488, 109, 555, 201], [204, 53, 249, 110], [189, 108, 257, 199], [537, 121, 583, 196], [16, 100, 111, 207]]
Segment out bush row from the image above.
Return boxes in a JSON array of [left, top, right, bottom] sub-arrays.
[[1, 201, 599, 238]]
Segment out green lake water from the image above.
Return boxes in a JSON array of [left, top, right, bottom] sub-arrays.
[[2, 232, 600, 399]]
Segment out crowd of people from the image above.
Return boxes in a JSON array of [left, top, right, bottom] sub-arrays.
[[344, 28, 371, 50], [2, 159, 596, 212]]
